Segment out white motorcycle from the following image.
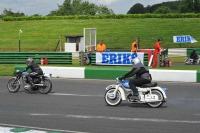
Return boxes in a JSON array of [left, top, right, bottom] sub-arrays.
[[104, 78, 167, 108], [184, 55, 200, 65]]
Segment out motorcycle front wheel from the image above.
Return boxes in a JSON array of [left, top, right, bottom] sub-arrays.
[[147, 90, 164, 108], [185, 58, 190, 65], [104, 88, 122, 106], [39, 79, 52, 94], [7, 78, 20, 93]]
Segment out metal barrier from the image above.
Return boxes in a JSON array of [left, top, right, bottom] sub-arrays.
[[187, 48, 200, 57], [0, 52, 72, 64]]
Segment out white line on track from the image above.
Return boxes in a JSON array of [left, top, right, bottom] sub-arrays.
[[0, 123, 89, 133], [29, 113, 200, 124], [49, 93, 103, 97], [65, 115, 200, 124]]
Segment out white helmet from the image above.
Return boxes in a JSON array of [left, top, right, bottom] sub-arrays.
[[132, 57, 141, 66]]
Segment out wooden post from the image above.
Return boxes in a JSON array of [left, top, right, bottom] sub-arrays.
[[60, 35, 62, 52]]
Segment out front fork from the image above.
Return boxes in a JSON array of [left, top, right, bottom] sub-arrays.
[[12, 77, 20, 86], [107, 84, 126, 100]]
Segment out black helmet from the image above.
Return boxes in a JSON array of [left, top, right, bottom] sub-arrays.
[[193, 49, 196, 52], [26, 58, 33, 65]]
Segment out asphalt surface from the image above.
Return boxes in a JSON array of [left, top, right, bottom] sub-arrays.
[[0, 77, 200, 133]]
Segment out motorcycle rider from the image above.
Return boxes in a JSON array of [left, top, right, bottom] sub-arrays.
[[21, 58, 43, 89], [118, 57, 152, 100], [190, 49, 198, 64]]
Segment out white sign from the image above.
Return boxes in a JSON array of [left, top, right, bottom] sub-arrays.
[[96, 52, 144, 65], [173, 35, 198, 43]]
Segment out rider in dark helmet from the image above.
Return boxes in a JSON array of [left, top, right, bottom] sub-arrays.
[[118, 57, 152, 100], [190, 49, 198, 64], [21, 58, 43, 89]]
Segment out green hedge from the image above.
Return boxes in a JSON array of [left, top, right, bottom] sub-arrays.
[[3, 13, 200, 21]]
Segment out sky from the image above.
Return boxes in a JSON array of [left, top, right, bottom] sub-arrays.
[[0, 0, 177, 16]]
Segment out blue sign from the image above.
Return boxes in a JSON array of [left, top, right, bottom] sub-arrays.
[[101, 53, 137, 64], [173, 35, 198, 43], [96, 52, 144, 65]]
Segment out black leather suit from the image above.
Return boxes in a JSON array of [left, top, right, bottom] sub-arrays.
[[22, 61, 43, 84], [119, 63, 151, 96]]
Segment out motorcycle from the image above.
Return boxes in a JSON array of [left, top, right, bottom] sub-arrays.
[[7, 70, 52, 94], [184, 55, 200, 65], [104, 78, 167, 108]]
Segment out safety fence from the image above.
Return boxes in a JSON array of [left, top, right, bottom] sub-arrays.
[[186, 48, 200, 57], [0, 52, 72, 64]]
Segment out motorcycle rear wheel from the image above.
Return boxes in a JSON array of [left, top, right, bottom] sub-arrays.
[[105, 88, 122, 106], [39, 79, 52, 94], [7, 78, 20, 93], [147, 90, 164, 108]]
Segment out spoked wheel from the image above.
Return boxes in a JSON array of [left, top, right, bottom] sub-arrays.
[[7, 78, 20, 93], [147, 90, 164, 108], [104, 88, 122, 106], [39, 79, 52, 94], [185, 59, 190, 65]]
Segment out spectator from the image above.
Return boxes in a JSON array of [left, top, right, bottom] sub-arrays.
[[96, 40, 106, 52], [131, 39, 138, 53], [152, 39, 164, 68]]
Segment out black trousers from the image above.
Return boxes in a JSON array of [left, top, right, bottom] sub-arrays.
[[25, 72, 42, 83], [129, 78, 151, 96]]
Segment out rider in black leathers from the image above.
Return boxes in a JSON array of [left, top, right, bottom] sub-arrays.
[[118, 57, 152, 100], [21, 58, 43, 89], [190, 49, 198, 64]]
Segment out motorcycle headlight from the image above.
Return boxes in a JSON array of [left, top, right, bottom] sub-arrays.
[[15, 70, 21, 74]]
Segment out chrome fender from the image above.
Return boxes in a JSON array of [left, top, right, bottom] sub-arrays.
[[105, 84, 126, 100], [149, 86, 167, 101]]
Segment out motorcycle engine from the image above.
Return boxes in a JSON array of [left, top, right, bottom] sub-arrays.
[[33, 78, 41, 84], [24, 84, 31, 91]]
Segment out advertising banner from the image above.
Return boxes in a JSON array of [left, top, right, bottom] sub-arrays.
[[96, 52, 144, 65], [173, 35, 198, 43]]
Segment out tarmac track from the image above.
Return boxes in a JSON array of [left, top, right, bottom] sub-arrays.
[[0, 77, 200, 133]]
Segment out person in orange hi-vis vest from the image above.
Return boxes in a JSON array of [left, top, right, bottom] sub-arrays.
[[152, 39, 164, 68], [96, 40, 106, 52], [131, 39, 138, 53]]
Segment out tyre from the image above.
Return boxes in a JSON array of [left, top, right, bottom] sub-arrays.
[[185, 58, 190, 65], [7, 78, 20, 93], [147, 90, 164, 108], [104, 88, 122, 106], [39, 79, 52, 94]]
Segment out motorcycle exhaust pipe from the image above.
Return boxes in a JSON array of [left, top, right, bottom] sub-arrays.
[[35, 84, 45, 86]]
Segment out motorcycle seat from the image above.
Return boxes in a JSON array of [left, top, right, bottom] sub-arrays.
[[139, 82, 157, 88], [36, 75, 44, 78]]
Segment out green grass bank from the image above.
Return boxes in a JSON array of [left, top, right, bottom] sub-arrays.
[[0, 18, 200, 52]]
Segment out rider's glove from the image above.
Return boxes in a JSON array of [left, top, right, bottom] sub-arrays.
[[118, 76, 124, 80]]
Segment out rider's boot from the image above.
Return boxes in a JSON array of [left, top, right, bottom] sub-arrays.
[[129, 93, 140, 101], [29, 80, 35, 90]]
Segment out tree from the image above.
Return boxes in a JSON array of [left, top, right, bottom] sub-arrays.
[[179, 0, 200, 13], [97, 5, 114, 15], [1, 8, 25, 17], [194, 0, 200, 13], [154, 6, 173, 14], [48, 0, 114, 16], [127, 3, 145, 14]]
